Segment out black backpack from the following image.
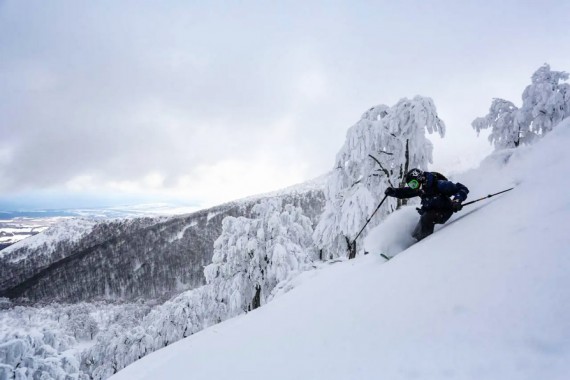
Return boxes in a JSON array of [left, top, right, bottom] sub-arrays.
[[429, 171, 448, 181]]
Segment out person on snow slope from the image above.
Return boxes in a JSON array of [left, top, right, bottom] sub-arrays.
[[384, 168, 469, 241]]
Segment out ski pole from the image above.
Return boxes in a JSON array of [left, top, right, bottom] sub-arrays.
[[462, 187, 514, 207], [351, 195, 388, 245]]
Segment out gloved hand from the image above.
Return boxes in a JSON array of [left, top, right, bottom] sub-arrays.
[[384, 187, 396, 196], [451, 200, 463, 212]]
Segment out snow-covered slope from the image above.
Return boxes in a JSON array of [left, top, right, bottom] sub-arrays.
[[0, 218, 97, 262], [111, 122, 570, 380]]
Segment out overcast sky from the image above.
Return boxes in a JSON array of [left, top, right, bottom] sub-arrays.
[[1, 0, 569, 210]]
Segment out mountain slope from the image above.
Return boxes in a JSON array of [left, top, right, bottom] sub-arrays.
[[111, 122, 570, 380], [0, 184, 325, 303]]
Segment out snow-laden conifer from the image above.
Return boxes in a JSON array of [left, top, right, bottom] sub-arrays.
[[473, 64, 570, 149], [205, 199, 316, 313], [314, 96, 445, 259]]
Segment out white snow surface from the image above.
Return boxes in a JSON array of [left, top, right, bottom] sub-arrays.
[[111, 121, 570, 380]]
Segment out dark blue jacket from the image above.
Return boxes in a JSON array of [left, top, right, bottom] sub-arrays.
[[391, 172, 469, 212]]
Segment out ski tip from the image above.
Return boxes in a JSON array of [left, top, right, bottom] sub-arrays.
[[380, 253, 391, 261]]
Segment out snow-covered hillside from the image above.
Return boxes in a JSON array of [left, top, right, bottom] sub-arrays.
[[0, 218, 97, 262], [0, 186, 325, 303], [111, 122, 570, 380]]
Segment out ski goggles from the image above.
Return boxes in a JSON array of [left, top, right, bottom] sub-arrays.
[[407, 179, 420, 189]]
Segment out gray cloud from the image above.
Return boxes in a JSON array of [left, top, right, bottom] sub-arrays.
[[1, 0, 570, 205]]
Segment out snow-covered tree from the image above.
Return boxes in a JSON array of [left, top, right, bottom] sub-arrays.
[[472, 99, 529, 149], [473, 64, 570, 149], [66, 312, 99, 340], [205, 199, 316, 313], [0, 301, 154, 379], [0, 308, 84, 380], [314, 96, 445, 259], [83, 286, 226, 379], [521, 64, 570, 134]]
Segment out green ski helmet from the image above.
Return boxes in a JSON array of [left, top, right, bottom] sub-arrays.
[[405, 168, 425, 190]]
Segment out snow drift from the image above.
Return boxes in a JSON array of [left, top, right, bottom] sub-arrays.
[[110, 120, 570, 379]]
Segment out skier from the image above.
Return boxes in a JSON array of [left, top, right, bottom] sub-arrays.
[[384, 168, 469, 241]]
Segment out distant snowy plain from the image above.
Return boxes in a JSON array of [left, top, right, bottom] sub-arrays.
[[0, 203, 199, 251], [112, 122, 570, 380]]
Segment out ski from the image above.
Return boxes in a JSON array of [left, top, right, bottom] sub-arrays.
[[380, 253, 391, 261]]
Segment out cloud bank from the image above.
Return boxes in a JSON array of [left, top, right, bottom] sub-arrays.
[[1, 0, 569, 207]]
